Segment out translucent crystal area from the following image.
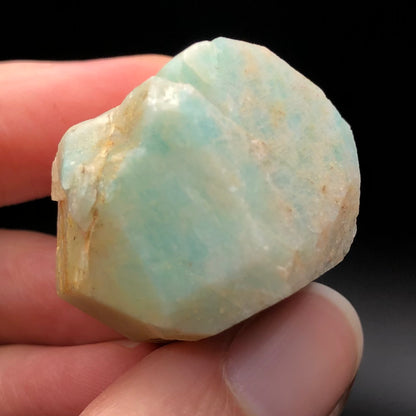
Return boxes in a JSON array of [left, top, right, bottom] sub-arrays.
[[52, 37, 360, 341]]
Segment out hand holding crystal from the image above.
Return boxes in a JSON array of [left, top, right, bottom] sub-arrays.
[[0, 54, 362, 416]]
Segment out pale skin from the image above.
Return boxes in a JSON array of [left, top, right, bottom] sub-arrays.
[[0, 56, 363, 416]]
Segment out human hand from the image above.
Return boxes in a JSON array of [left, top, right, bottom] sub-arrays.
[[0, 57, 363, 416]]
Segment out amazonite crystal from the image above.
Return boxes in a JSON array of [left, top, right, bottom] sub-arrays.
[[52, 37, 360, 341]]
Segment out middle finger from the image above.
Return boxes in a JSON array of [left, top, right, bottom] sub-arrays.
[[0, 340, 155, 416], [0, 229, 120, 345]]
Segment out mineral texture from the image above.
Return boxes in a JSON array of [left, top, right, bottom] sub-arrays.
[[52, 37, 360, 341]]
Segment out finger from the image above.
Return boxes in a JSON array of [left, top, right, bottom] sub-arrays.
[[80, 283, 364, 416], [0, 55, 170, 207], [0, 230, 122, 345], [0, 340, 156, 416]]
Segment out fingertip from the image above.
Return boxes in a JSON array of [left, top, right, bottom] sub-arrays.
[[308, 282, 364, 370], [224, 283, 363, 416]]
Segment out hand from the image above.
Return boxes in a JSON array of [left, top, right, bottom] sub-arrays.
[[0, 57, 363, 416]]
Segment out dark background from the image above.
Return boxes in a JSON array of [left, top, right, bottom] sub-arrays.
[[1, 3, 414, 415]]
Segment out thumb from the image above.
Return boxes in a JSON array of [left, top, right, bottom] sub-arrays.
[[80, 283, 363, 416]]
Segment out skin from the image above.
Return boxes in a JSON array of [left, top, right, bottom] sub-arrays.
[[0, 56, 363, 416]]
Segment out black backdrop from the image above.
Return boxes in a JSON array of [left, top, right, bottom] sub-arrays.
[[1, 3, 414, 415]]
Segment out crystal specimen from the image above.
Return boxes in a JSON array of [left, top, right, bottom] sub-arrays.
[[52, 37, 360, 341]]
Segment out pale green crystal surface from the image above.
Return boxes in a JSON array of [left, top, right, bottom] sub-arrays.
[[52, 37, 360, 341]]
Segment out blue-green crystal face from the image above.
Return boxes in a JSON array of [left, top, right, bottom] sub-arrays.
[[52, 37, 360, 341]]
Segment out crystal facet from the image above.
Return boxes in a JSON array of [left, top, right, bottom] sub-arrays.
[[52, 37, 360, 341]]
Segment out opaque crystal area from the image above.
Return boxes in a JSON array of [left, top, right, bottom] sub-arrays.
[[52, 37, 360, 341]]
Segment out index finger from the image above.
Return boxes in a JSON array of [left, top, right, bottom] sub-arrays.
[[0, 55, 170, 207]]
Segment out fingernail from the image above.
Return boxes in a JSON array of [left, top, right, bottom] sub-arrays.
[[326, 379, 355, 416], [224, 283, 363, 416]]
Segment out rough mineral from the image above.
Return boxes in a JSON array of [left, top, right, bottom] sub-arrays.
[[52, 37, 360, 341]]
